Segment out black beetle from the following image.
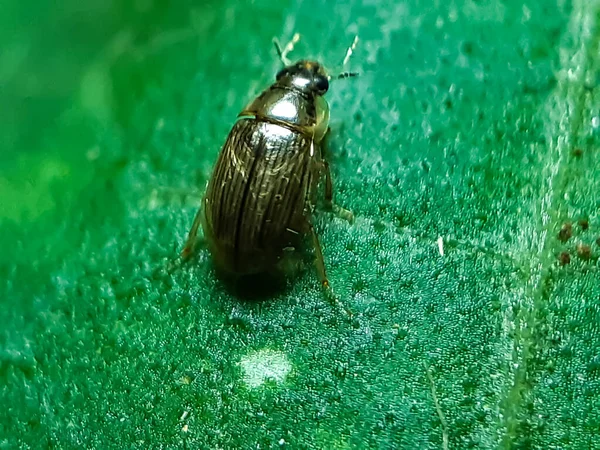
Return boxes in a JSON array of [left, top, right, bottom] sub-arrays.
[[182, 35, 357, 291]]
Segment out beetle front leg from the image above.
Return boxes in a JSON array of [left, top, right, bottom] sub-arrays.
[[181, 207, 204, 260], [322, 160, 354, 224]]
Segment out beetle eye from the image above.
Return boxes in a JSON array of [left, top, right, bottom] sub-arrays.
[[314, 76, 329, 94], [276, 68, 289, 80]]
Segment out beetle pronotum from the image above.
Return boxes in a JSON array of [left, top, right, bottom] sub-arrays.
[[182, 35, 358, 292]]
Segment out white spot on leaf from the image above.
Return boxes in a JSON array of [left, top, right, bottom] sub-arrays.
[[241, 349, 291, 388]]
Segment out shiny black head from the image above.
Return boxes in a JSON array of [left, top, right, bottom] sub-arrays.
[[275, 60, 329, 96]]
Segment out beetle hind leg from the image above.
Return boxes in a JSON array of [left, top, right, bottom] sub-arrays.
[[323, 160, 354, 224], [309, 222, 329, 288], [181, 207, 204, 261], [309, 222, 353, 318]]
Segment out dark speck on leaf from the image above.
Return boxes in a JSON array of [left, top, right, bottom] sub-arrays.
[[576, 243, 591, 260], [462, 41, 475, 55], [578, 219, 589, 231], [559, 251, 571, 265], [558, 223, 572, 242]]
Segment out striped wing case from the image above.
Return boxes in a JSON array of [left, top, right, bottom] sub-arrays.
[[202, 118, 321, 274]]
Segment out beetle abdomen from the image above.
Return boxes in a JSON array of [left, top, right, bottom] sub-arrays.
[[202, 118, 319, 274]]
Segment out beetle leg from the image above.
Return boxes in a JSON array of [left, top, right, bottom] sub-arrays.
[[309, 222, 329, 288], [181, 207, 203, 260], [322, 160, 354, 224], [309, 222, 353, 317], [323, 160, 333, 204]]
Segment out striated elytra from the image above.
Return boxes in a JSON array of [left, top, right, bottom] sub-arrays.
[[182, 37, 357, 290]]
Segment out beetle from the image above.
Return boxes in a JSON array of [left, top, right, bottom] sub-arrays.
[[181, 35, 357, 290]]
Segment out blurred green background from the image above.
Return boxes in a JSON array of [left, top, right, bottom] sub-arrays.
[[1, 0, 600, 448]]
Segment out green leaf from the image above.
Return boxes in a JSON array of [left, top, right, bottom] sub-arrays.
[[1, 0, 599, 448]]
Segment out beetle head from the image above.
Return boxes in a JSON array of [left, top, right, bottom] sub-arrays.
[[275, 60, 330, 96]]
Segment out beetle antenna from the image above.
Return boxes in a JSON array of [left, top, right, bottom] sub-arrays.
[[330, 35, 359, 80], [342, 35, 359, 67], [273, 33, 300, 66], [336, 72, 359, 80], [273, 39, 286, 64]]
